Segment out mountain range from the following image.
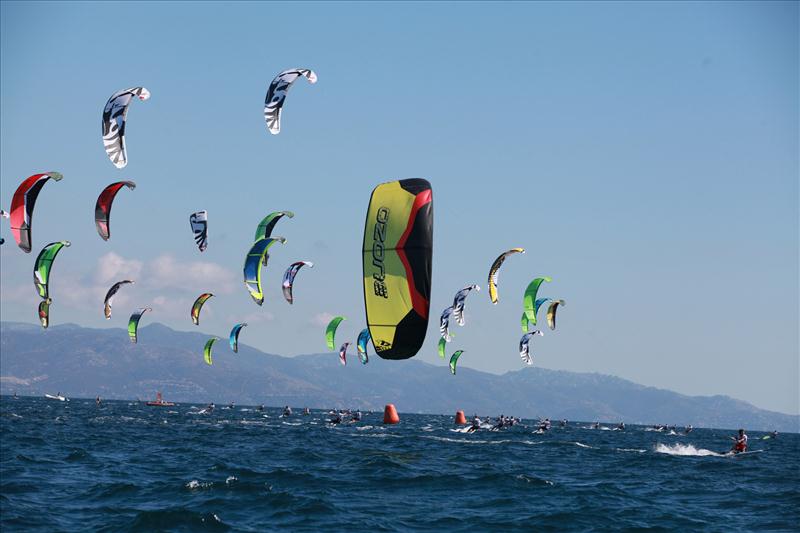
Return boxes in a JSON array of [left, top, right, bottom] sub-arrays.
[[1, 321, 797, 432]]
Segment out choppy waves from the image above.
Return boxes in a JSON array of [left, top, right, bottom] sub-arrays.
[[1, 397, 798, 531]]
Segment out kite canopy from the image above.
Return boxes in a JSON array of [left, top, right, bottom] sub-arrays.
[[533, 297, 551, 326], [38, 298, 52, 329], [255, 211, 294, 267], [282, 261, 313, 304], [33, 241, 70, 300], [191, 293, 214, 326], [104, 280, 135, 319], [229, 323, 248, 353], [519, 330, 543, 365], [102, 87, 150, 168], [487, 248, 525, 304], [95, 181, 136, 241], [264, 69, 317, 134], [204, 337, 219, 365], [9, 172, 63, 253], [521, 311, 531, 333], [449, 350, 464, 375], [325, 316, 346, 351], [128, 307, 152, 344], [437, 336, 448, 359], [338, 342, 350, 366], [356, 328, 371, 364], [189, 211, 208, 252], [439, 306, 454, 342], [547, 300, 565, 330], [362, 179, 433, 360], [523, 277, 552, 325], [254, 211, 294, 242], [452, 285, 480, 327], [243, 237, 286, 305]]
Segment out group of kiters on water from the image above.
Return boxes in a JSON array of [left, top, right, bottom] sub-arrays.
[[43, 393, 778, 455]]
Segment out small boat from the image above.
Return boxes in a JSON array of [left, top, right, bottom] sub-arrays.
[[45, 393, 67, 402], [146, 392, 175, 407]]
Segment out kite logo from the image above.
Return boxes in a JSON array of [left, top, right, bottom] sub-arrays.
[[375, 339, 392, 352], [372, 207, 390, 298]]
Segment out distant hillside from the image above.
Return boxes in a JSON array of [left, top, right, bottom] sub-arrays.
[[1, 321, 797, 432]]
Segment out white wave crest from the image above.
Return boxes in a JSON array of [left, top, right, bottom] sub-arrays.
[[616, 448, 646, 453], [654, 443, 721, 457], [185, 479, 213, 489]]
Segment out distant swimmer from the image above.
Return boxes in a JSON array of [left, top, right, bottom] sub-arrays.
[[730, 429, 748, 453]]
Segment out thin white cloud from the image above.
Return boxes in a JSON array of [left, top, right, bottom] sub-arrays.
[[150, 294, 194, 320], [95, 252, 143, 284], [311, 312, 336, 327], [147, 255, 237, 294], [225, 311, 275, 325], [0, 284, 37, 305]]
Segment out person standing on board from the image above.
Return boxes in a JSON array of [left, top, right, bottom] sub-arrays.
[[731, 429, 748, 453]]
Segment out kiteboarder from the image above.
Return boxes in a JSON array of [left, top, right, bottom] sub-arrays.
[[283, 406, 292, 417], [731, 429, 748, 453], [468, 414, 482, 433]]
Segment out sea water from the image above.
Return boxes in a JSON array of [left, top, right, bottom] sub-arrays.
[[1, 397, 798, 531]]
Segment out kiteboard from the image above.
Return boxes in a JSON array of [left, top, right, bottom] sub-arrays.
[[44, 394, 66, 402], [720, 450, 764, 458]]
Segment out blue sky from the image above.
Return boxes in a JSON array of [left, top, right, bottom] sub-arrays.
[[1, 1, 797, 414]]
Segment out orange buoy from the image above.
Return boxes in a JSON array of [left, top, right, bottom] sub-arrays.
[[454, 410, 467, 425], [383, 403, 400, 424]]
